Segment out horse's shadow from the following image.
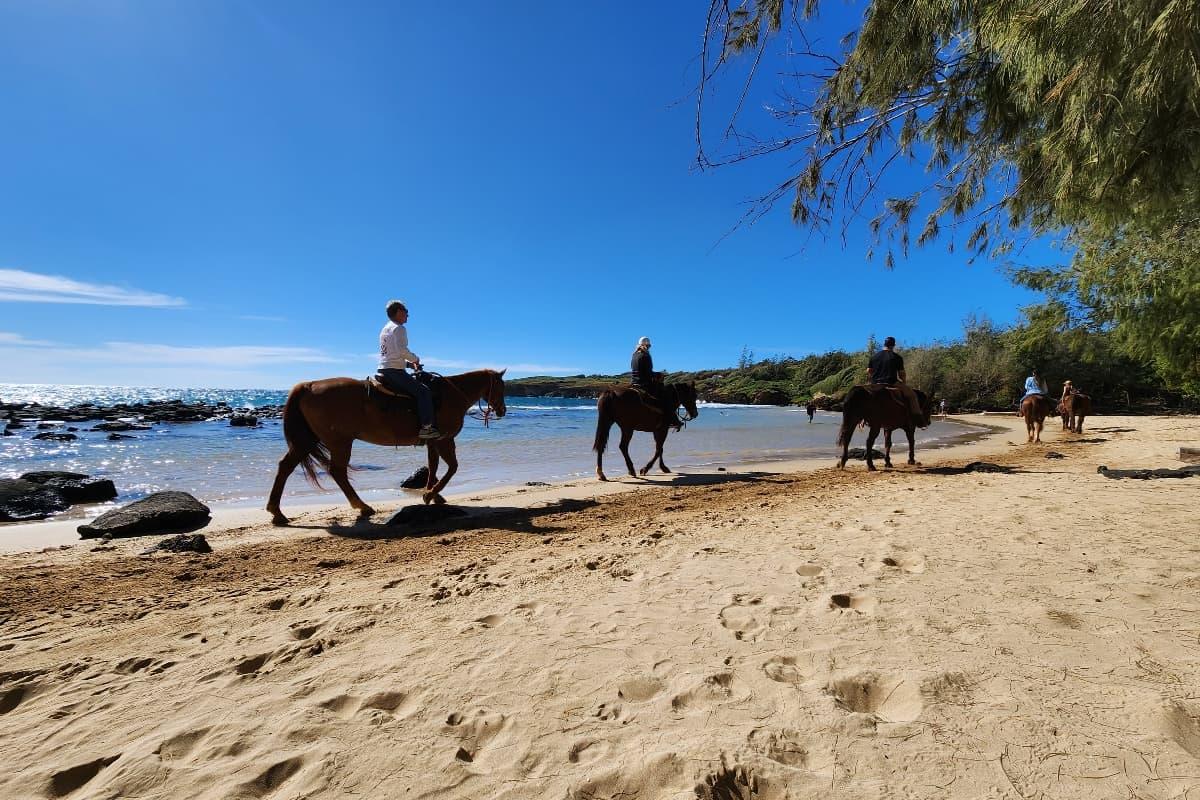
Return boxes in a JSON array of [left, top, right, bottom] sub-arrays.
[[302, 471, 777, 539]]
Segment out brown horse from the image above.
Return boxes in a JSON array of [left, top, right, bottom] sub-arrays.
[[837, 385, 932, 471], [1062, 392, 1092, 433], [593, 382, 699, 481], [1021, 394, 1053, 443], [266, 369, 506, 525]]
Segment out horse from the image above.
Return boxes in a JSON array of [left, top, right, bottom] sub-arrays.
[[1020, 394, 1053, 443], [593, 382, 699, 481], [1062, 392, 1092, 433], [836, 385, 932, 471], [266, 369, 506, 525]]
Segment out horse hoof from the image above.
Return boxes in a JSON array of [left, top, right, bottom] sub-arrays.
[[432, 493, 447, 506], [909, 460, 920, 466], [422, 492, 434, 505], [270, 514, 289, 527], [866, 464, 877, 472], [597, 474, 608, 482], [357, 506, 375, 517]]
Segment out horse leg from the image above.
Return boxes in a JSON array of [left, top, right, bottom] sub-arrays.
[[1034, 416, 1043, 443], [423, 438, 457, 505], [595, 419, 613, 482], [425, 442, 441, 490], [837, 414, 858, 469], [266, 449, 303, 526], [883, 429, 894, 468], [327, 439, 375, 517], [906, 426, 918, 465], [618, 426, 637, 478], [656, 429, 671, 474], [1076, 413, 1085, 434], [865, 426, 880, 471], [641, 428, 667, 476]]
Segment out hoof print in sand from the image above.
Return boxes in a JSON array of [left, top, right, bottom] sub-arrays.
[[671, 672, 741, 712], [762, 655, 813, 686], [827, 672, 922, 723], [617, 676, 665, 703], [879, 551, 926, 573], [695, 760, 776, 800], [1164, 699, 1200, 758], [828, 593, 876, 614], [720, 595, 768, 641], [747, 728, 833, 772]]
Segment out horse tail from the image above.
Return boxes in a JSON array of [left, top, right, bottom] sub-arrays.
[[282, 383, 331, 487], [593, 391, 615, 453], [836, 386, 868, 446]]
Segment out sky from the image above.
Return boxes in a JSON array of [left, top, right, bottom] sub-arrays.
[[0, 1, 1055, 388]]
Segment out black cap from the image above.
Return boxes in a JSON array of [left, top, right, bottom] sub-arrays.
[[884, 336, 896, 347]]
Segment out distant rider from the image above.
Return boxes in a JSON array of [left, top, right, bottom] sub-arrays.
[[1060, 379, 1076, 406], [378, 300, 441, 440], [867, 336, 924, 423], [631, 336, 681, 429]]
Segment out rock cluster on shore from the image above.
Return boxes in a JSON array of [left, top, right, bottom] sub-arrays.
[[0, 472, 118, 522], [1, 398, 283, 426]]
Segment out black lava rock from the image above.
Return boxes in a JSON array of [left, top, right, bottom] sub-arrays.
[[92, 421, 152, 432], [400, 466, 430, 489], [32, 432, 77, 441], [142, 534, 212, 554], [229, 414, 258, 427], [0, 478, 70, 522], [20, 472, 117, 504], [78, 491, 211, 539], [107, 433, 136, 441]]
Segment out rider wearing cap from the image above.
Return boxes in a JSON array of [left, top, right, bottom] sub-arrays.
[[378, 300, 441, 440]]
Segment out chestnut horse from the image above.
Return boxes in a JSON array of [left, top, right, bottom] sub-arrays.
[[1021, 394, 1053, 443], [267, 369, 506, 525], [1061, 392, 1092, 433], [837, 385, 932, 471], [593, 382, 699, 481]]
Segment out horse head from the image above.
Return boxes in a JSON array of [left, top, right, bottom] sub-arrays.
[[487, 369, 507, 418], [671, 381, 700, 422], [914, 389, 933, 428]]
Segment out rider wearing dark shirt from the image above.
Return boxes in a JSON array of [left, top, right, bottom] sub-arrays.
[[867, 337, 924, 423], [630, 336, 681, 428]]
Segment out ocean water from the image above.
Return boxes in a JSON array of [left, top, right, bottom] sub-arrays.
[[0, 385, 983, 518]]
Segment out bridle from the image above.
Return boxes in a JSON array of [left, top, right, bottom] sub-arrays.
[[437, 369, 501, 428]]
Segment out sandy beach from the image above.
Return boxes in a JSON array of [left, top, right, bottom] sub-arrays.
[[2, 413, 1198, 799]]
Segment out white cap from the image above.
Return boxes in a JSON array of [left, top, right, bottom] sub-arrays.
[[638, 336, 651, 347]]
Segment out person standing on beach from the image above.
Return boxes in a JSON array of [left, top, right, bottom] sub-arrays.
[[631, 337, 681, 429], [867, 336, 923, 420], [378, 300, 441, 440]]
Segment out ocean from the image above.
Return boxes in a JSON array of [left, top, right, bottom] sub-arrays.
[[0, 384, 984, 518]]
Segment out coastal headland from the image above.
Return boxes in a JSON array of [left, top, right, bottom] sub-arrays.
[[2, 413, 1198, 798]]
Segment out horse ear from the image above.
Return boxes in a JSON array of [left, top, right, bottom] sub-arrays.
[[498, 368, 507, 378]]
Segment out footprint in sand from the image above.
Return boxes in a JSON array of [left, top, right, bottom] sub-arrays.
[[567, 737, 611, 765], [719, 594, 768, 641], [879, 551, 926, 574], [747, 727, 834, 772], [671, 672, 745, 712], [762, 655, 814, 685], [827, 593, 877, 614], [827, 672, 923, 722], [617, 676, 665, 703], [443, 708, 511, 765]]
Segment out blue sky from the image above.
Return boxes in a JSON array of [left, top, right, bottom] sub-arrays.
[[0, 1, 1051, 388]]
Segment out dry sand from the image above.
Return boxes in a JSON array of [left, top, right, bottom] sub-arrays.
[[1, 414, 1198, 799]]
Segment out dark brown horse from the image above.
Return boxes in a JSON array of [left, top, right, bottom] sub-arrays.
[[1021, 394, 1053, 443], [593, 382, 699, 481], [837, 385, 932, 471], [1062, 392, 1092, 433], [267, 369, 506, 525]]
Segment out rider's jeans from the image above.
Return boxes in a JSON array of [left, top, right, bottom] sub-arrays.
[[378, 368, 434, 426]]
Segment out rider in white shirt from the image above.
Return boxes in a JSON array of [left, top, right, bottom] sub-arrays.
[[378, 300, 440, 439]]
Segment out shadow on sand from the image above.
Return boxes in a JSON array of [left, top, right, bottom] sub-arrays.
[[293, 470, 781, 540]]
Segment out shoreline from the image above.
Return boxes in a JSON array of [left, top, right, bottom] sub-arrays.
[[0, 414, 1001, 555]]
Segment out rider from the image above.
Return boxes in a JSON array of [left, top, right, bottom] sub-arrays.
[[377, 300, 441, 440], [1060, 379, 1076, 406], [631, 336, 681, 429], [1021, 367, 1049, 409], [867, 336, 924, 423]]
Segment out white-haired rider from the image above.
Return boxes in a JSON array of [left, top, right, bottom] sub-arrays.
[[378, 300, 441, 440], [630, 336, 681, 429]]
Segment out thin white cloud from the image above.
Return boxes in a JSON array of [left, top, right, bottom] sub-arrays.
[[0, 331, 55, 347], [0, 269, 185, 307], [0, 336, 335, 368]]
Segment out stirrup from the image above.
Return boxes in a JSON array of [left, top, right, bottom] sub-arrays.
[[418, 425, 442, 440]]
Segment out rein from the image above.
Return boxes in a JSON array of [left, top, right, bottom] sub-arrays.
[[438, 370, 498, 428]]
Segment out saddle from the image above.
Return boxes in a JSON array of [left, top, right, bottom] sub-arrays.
[[367, 372, 444, 415]]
